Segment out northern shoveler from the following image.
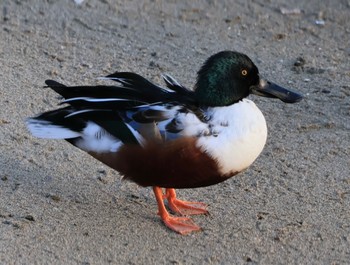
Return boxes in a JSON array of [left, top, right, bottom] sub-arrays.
[[27, 51, 302, 235]]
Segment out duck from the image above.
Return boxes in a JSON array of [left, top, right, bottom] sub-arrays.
[[27, 51, 303, 235]]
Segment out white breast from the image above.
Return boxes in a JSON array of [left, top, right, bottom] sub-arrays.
[[196, 99, 267, 175]]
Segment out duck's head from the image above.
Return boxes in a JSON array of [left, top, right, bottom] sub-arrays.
[[194, 51, 303, 106]]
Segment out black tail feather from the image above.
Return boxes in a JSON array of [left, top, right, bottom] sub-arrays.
[[45, 71, 197, 111], [30, 106, 87, 133], [46, 81, 144, 100]]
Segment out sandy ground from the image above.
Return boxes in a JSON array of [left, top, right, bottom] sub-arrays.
[[1, 0, 350, 264]]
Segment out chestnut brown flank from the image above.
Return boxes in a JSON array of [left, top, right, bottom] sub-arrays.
[[88, 137, 236, 188]]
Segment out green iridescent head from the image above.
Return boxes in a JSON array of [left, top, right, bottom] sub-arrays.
[[194, 51, 259, 106]]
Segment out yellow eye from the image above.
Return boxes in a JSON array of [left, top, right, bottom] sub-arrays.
[[241, 69, 248, 76]]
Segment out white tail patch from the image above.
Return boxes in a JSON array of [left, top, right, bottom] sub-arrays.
[[75, 122, 122, 153], [26, 119, 81, 139]]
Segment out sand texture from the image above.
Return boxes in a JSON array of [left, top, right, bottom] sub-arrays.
[[1, 0, 350, 264]]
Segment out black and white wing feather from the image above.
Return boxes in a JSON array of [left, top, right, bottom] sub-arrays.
[[27, 72, 209, 152]]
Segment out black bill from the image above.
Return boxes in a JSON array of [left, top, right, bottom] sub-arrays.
[[250, 79, 303, 103]]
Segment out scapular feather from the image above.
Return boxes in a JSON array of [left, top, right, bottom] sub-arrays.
[[46, 72, 197, 111]]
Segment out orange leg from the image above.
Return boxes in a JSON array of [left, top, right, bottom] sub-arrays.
[[153, 186, 201, 235], [165, 188, 208, 216]]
